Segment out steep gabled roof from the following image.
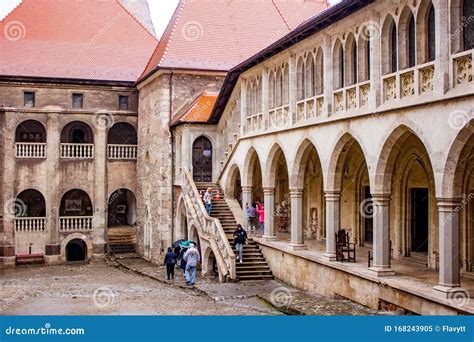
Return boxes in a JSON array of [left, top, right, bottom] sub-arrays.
[[209, 0, 373, 123], [0, 0, 158, 83], [139, 0, 329, 82]]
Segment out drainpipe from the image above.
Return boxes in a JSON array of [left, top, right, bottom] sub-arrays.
[[170, 70, 175, 244]]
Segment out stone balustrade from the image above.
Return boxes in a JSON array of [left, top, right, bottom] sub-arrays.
[[14, 217, 46, 232], [15, 143, 46, 159], [59, 216, 93, 232], [107, 144, 138, 160], [60, 143, 94, 159]]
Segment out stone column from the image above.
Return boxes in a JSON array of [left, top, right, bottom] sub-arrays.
[[322, 191, 340, 261], [434, 0, 449, 94], [434, 199, 463, 295], [289, 188, 306, 250], [368, 11, 381, 109], [262, 67, 269, 130], [44, 113, 61, 264], [322, 34, 333, 117], [93, 126, 107, 256], [263, 187, 277, 240], [369, 194, 395, 276]]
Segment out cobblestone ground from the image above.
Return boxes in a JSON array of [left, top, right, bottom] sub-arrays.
[[0, 261, 277, 315]]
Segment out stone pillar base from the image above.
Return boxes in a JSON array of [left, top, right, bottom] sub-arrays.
[[322, 252, 336, 261], [44, 255, 62, 266], [288, 243, 307, 251], [262, 235, 277, 242], [93, 243, 107, 255], [369, 266, 396, 277], [0, 256, 16, 268], [433, 285, 465, 297]]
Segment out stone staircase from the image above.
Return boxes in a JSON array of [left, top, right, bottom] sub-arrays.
[[108, 226, 137, 254], [196, 183, 273, 281]]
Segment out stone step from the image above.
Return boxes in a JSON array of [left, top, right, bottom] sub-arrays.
[[237, 274, 274, 280]]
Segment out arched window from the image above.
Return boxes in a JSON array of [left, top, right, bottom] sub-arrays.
[[297, 57, 305, 100], [282, 64, 289, 105], [269, 72, 276, 109], [61, 121, 94, 144], [192, 136, 212, 182], [107, 122, 137, 145], [315, 48, 324, 95], [15, 120, 46, 143], [305, 54, 315, 98], [391, 21, 398, 73], [408, 14, 416, 67], [60, 189, 93, 217], [333, 40, 344, 89], [15, 189, 46, 217], [345, 35, 357, 85], [417, 1, 436, 63], [257, 77, 262, 113], [427, 4, 436, 61], [276, 69, 283, 107], [463, 0, 474, 51]]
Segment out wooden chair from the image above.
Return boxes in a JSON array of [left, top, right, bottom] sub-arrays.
[[335, 229, 356, 262]]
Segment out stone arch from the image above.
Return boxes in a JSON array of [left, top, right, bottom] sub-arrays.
[[15, 120, 46, 142], [59, 189, 93, 216], [107, 188, 137, 227], [60, 233, 92, 262], [60, 121, 94, 144], [107, 122, 137, 145], [441, 120, 474, 198], [226, 164, 242, 206], [202, 246, 217, 277], [176, 195, 189, 241], [264, 143, 289, 189], [290, 138, 325, 240]]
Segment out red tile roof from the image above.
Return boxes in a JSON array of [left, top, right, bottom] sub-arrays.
[[140, 0, 329, 81], [172, 93, 218, 126], [0, 0, 158, 83]]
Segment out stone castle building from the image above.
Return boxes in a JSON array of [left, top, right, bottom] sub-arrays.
[[1, 0, 473, 315]]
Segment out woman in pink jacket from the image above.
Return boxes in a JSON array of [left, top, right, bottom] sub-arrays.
[[256, 202, 265, 237]]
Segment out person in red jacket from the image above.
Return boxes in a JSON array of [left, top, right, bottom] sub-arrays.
[[256, 202, 265, 237]]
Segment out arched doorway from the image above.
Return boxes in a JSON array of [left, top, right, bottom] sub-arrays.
[[192, 136, 213, 182], [107, 189, 137, 227], [61, 121, 94, 144], [66, 239, 87, 262], [227, 165, 242, 207], [15, 189, 46, 217], [59, 189, 93, 231]]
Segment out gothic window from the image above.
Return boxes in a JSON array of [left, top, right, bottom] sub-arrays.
[[408, 14, 416, 67], [333, 40, 344, 89], [427, 5, 436, 61], [305, 54, 315, 98], [340, 46, 345, 87], [276, 69, 283, 107], [463, 0, 474, 51], [391, 22, 398, 73], [297, 57, 305, 100], [269, 72, 276, 109], [315, 48, 324, 95], [282, 64, 289, 105]]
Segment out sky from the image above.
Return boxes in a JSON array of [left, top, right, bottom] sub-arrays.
[[1, 0, 340, 39]]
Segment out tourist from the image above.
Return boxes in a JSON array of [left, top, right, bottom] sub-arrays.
[[246, 202, 257, 235], [163, 247, 177, 280], [178, 247, 187, 275], [184, 243, 200, 286], [204, 187, 213, 215], [256, 202, 265, 236], [233, 224, 247, 263]]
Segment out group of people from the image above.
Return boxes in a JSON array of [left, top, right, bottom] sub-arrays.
[[163, 242, 200, 286], [246, 201, 265, 236]]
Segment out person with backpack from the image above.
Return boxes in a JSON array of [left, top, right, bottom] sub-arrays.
[[183, 243, 200, 286], [163, 247, 177, 280], [233, 224, 247, 263]]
